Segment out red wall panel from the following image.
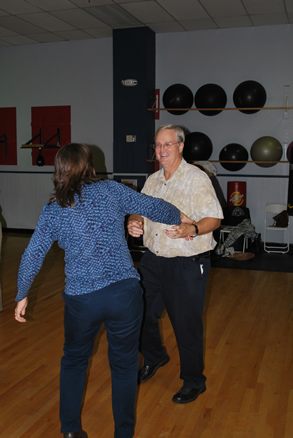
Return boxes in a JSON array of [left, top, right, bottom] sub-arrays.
[[31, 106, 71, 166]]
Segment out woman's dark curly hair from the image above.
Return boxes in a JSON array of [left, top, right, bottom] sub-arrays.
[[50, 143, 99, 207]]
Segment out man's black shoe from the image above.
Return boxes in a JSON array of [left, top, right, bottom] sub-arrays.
[[64, 431, 88, 438], [172, 385, 206, 404], [138, 356, 170, 383]]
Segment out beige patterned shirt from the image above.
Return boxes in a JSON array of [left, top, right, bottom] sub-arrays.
[[141, 158, 223, 258]]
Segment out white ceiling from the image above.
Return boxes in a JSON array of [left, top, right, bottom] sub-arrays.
[[0, 0, 292, 46]]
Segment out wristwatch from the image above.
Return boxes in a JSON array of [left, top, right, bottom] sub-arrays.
[[191, 224, 198, 237]]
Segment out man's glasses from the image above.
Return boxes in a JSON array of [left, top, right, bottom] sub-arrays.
[[153, 142, 179, 150]]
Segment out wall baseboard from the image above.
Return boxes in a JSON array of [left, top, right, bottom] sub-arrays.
[[2, 228, 34, 234]]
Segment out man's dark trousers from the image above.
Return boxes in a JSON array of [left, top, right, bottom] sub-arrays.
[[139, 249, 210, 389]]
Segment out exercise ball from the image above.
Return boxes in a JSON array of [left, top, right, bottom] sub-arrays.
[[163, 83, 193, 115], [194, 83, 227, 116], [183, 132, 213, 161], [286, 141, 293, 162], [233, 80, 267, 114], [250, 136, 283, 167], [219, 143, 248, 171]]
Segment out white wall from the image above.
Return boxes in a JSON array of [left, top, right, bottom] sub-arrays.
[[0, 38, 112, 228], [156, 25, 293, 240], [1, 24, 293, 242]]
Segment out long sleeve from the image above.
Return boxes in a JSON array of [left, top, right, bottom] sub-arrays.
[[108, 180, 181, 225], [16, 206, 56, 301]]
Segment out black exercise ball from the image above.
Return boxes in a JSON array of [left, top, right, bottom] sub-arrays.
[[163, 83, 193, 115], [194, 83, 227, 116], [183, 132, 213, 161], [219, 143, 248, 171], [233, 80, 267, 114]]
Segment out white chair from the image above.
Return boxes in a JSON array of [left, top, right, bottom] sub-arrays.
[[264, 204, 290, 253]]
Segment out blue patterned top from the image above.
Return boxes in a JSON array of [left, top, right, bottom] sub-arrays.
[[16, 180, 180, 301]]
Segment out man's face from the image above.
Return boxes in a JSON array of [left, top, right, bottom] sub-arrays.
[[155, 129, 184, 168]]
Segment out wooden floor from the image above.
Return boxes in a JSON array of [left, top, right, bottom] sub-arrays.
[[1, 232, 293, 437]]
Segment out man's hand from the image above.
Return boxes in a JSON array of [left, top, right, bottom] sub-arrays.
[[165, 217, 221, 240], [15, 297, 28, 323], [127, 214, 144, 238], [127, 220, 144, 238]]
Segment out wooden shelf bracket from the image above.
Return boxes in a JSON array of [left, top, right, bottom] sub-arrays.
[[22, 128, 60, 148]]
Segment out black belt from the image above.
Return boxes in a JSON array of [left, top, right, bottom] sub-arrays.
[[192, 251, 210, 260]]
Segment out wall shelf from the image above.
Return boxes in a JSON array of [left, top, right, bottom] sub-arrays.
[[21, 128, 60, 149], [147, 106, 292, 165], [204, 160, 289, 164], [147, 106, 293, 112], [147, 159, 290, 164]]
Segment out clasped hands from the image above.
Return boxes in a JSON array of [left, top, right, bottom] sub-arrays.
[[127, 212, 196, 241]]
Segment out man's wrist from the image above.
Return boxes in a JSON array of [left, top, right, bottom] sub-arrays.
[[191, 223, 198, 237]]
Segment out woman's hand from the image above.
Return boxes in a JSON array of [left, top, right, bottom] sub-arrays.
[[180, 212, 195, 225], [164, 223, 196, 240], [15, 297, 28, 323]]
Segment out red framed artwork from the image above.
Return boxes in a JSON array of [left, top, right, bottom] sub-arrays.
[[31, 106, 71, 166]]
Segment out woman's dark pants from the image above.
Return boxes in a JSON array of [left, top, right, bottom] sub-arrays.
[[60, 278, 143, 438]]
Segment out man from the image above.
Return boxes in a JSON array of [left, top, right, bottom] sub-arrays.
[[127, 124, 223, 404]]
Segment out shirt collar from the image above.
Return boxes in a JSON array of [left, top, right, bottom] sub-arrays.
[[158, 157, 187, 182]]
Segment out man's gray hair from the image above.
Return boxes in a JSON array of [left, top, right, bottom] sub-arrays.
[[155, 124, 185, 144]]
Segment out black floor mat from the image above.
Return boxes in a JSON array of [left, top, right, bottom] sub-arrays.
[[211, 247, 293, 272]]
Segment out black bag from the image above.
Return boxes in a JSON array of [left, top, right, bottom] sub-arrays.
[[247, 233, 264, 253], [272, 210, 288, 227]]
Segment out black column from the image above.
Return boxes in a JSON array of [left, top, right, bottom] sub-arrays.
[[288, 147, 293, 215], [113, 27, 155, 187]]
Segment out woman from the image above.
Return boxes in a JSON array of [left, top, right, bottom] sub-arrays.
[[14, 143, 186, 438]]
